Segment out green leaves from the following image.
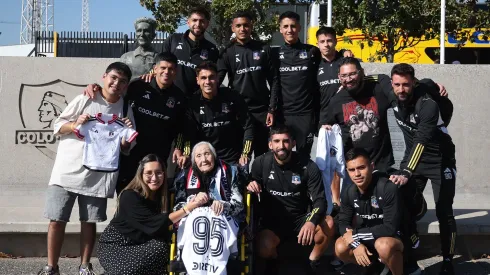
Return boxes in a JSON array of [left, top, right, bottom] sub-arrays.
[[139, 0, 280, 47], [328, 0, 490, 62]]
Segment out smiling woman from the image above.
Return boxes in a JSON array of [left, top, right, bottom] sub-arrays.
[[97, 154, 208, 275]]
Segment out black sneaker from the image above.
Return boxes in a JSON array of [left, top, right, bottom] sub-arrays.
[[310, 259, 321, 272], [439, 259, 455, 275], [38, 265, 60, 275], [362, 261, 388, 275]]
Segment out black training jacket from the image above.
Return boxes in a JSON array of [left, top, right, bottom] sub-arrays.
[[317, 51, 344, 126], [387, 80, 456, 174], [217, 39, 279, 114], [125, 78, 187, 159], [184, 87, 254, 163], [250, 152, 326, 226], [163, 30, 219, 98], [337, 173, 400, 248], [277, 41, 321, 115]]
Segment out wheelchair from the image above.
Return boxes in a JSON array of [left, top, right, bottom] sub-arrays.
[[168, 192, 257, 275]]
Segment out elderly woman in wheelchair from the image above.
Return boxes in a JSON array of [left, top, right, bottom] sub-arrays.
[[171, 141, 246, 274]]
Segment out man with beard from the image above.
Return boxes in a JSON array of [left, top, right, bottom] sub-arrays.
[[325, 57, 394, 174], [185, 61, 254, 168], [217, 10, 280, 158], [247, 125, 334, 274], [388, 63, 457, 275], [140, 6, 219, 98]]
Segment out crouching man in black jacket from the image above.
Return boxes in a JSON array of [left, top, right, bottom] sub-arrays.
[[335, 148, 403, 275]]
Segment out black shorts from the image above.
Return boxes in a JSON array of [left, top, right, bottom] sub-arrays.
[[259, 214, 308, 241]]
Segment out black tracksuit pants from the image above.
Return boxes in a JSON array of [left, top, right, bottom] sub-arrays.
[[401, 159, 457, 260], [282, 113, 316, 162]]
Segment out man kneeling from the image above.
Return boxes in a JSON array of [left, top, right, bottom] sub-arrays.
[[247, 125, 334, 274], [335, 148, 403, 275]]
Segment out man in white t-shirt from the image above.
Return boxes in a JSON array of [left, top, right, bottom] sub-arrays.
[[38, 62, 136, 275]]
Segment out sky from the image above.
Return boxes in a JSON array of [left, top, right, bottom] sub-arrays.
[[0, 0, 187, 46]]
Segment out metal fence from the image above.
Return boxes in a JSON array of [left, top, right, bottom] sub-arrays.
[[35, 31, 169, 58]]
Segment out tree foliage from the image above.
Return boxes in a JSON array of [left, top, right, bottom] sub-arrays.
[[328, 0, 490, 62], [139, 0, 280, 47]]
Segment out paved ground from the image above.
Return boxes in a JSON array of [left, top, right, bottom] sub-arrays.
[[0, 255, 489, 275]]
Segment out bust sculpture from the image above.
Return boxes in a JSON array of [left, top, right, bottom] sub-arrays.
[[120, 17, 158, 79]]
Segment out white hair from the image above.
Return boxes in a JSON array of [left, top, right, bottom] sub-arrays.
[[191, 141, 217, 166]]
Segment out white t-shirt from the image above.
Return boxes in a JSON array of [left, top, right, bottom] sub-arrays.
[[177, 206, 239, 275], [49, 94, 136, 198], [74, 113, 138, 172], [315, 124, 345, 214]]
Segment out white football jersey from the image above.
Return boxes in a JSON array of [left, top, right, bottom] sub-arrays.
[[177, 206, 239, 275], [74, 113, 138, 172], [315, 124, 345, 214]]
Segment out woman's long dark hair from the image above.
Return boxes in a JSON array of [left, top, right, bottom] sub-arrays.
[[119, 154, 168, 213]]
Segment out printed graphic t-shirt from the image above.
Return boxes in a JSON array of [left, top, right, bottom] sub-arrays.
[[74, 113, 138, 172], [325, 75, 393, 172]]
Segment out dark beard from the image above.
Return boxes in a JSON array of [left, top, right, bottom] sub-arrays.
[[345, 78, 365, 96], [273, 148, 291, 161]]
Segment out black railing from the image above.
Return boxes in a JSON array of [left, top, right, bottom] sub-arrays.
[[35, 31, 169, 58]]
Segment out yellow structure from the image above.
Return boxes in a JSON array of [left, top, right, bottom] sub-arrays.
[[306, 3, 490, 64]]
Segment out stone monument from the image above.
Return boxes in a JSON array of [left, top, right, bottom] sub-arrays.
[[120, 17, 158, 79]]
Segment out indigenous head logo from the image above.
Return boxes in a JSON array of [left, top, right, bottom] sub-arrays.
[[37, 91, 68, 129], [15, 79, 86, 159]]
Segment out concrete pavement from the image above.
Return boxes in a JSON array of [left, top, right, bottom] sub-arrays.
[[0, 255, 489, 275]]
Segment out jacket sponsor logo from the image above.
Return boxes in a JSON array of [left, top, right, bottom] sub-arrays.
[[359, 213, 384, 220], [253, 51, 261, 60], [319, 79, 340, 86], [201, 121, 231, 128], [318, 68, 324, 75], [395, 118, 415, 132], [269, 190, 301, 197], [15, 79, 85, 159], [142, 93, 150, 99], [236, 66, 262, 74], [279, 66, 308, 72], [177, 59, 197, 69], [176, 43, 183, 50], [138, 107, 169, 120]]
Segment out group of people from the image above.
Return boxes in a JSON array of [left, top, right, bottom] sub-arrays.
[[37, 5, 457, 275]]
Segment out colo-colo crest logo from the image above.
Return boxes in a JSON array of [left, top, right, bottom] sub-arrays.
[[15, 80, 86, 159]]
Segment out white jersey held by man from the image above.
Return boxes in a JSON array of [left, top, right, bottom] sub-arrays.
[[74, 113, 138, 172], [315, 124, 345, 214], [177, 206, 239, 275]]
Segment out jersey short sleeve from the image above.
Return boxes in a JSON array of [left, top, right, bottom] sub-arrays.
[[121, 123, 138, 143]]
